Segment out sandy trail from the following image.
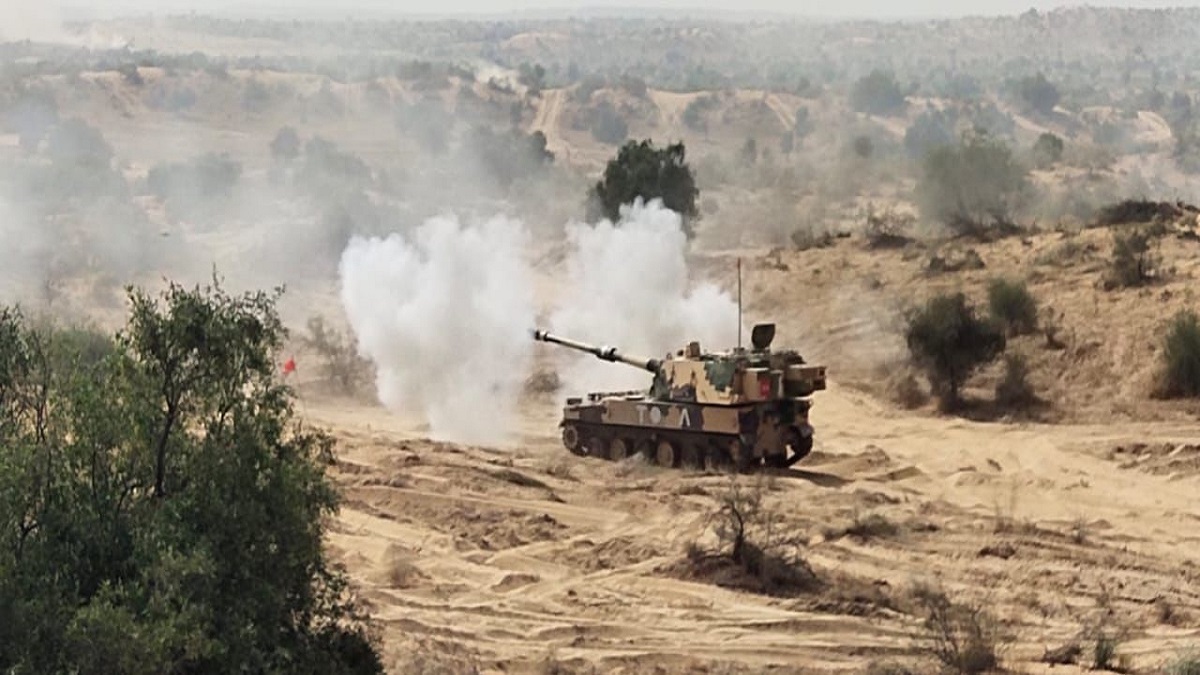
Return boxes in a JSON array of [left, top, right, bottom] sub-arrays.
[[309, 375, 1200, 674]]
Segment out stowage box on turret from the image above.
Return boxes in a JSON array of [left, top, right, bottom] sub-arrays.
[[531, 323, 826, 470]]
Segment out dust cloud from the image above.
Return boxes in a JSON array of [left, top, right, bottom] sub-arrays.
[[337, 198, 739, 444], [338, 213, 536, 447]]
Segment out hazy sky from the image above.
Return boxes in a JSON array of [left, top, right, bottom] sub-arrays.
[[55, 0, 1200, 20]]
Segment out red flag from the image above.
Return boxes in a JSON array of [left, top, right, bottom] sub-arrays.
[[282, 357, 296, 375]]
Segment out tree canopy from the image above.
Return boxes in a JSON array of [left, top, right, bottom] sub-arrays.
[[0, 279, 382, 674], [588, 139, 700, 238]]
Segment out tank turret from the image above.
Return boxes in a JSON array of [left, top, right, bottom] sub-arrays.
[[531, 323, 826, 471]]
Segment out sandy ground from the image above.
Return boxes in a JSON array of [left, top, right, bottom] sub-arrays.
[[290, 226, 1200, 673], [302, 375, 1200, 674]]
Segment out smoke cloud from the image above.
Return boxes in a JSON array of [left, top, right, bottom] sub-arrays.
[[547, 199, 740, 394], [337, 198, 739, 445], [338, 213, 536, 446]]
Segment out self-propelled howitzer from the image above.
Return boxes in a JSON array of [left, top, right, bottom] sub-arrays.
[[531, 324, 826, 471]]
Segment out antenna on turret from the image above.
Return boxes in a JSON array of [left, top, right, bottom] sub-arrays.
[[737, 257, 742, 350]]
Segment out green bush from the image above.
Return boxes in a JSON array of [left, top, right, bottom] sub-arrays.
[[987, 278, 1039, 336], [1160, 310, 1200, 398], [0, 281, 383, 674], [904, 292, 1006, 410]]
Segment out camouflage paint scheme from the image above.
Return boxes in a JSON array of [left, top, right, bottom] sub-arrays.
[[532, 324, 826, 470]]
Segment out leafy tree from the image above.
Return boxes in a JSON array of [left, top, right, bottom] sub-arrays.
[[1031, 132, 1064, 168], [916, 129, 1030, 235], [1015, 73, 1061, 116], [0, 280, 382, 674], [588, 139, 700, 238], [850, 70, 907, 116], [905, 292, 1006, 410]]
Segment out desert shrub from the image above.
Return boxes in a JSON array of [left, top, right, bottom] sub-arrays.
[[995, 353, 1038, 410], [705, 476, 818, 596], [1106, 228, 1158, 289], [1167, 650, 1200, 675], [825, 512, 900, 541], [910, 584, 1004, 674], [1091, 630, 1122, 671], [1158, 310, 1200, 398], [892, 372, 929, 409], [299, 315, 373, 395], [863, 203, 915, 249], [1032, 132, 1065, 168], [904, 292, 1006, 410], [986, 278, 1038, 336]]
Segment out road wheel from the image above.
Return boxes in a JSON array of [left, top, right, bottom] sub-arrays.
[[729, 438, 755, 473], [680, 443, 703, 470], [609, 438, 630, 462], [655, 439, 678, 468], [584, 436, 608, 459], [562, 425, 583, 455], [704, 444, 729, 473]]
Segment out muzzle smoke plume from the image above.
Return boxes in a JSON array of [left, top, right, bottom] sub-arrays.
[[338, 199, 739, 446], [338, 214, 535, 446]]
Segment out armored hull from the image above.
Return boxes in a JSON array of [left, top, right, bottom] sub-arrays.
[[533, 323, 826, 471]]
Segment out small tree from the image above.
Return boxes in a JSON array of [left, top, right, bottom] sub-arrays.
[[916, 129, 1030, 235], [1159, 310, 1200, 398], [905, 292, 1006, 410], [588, 139, 700, 238]]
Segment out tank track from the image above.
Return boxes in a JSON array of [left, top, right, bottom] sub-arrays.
[[560, 421, 812, 472]]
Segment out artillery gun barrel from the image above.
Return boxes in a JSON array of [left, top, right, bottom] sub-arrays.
[[531, 329, 661, 372]]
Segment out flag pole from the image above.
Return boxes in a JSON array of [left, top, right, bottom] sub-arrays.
[[737, 257, 742, 350]]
